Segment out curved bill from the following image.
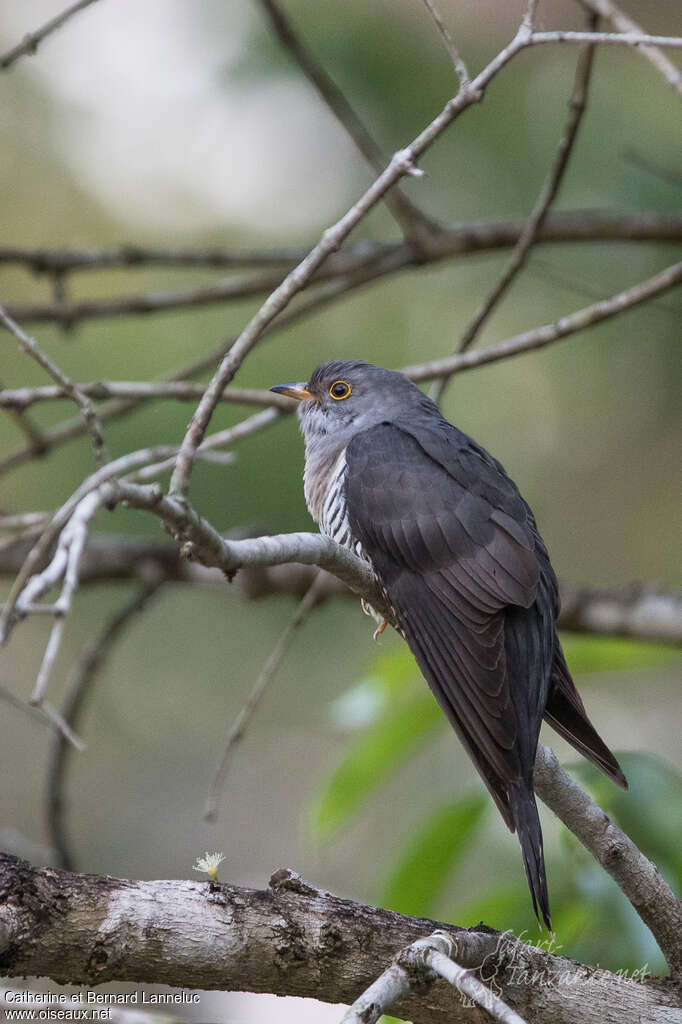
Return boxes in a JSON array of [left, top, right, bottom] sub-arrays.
[[269, 382, 316, 401]]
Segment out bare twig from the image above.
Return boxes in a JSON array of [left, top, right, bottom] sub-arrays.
[[170, 10, 612, 498], [576, 0, 682, 96], [2, 536, 679, 644], [0, 306, 108, 467], [257, 0, 434, 238], [431, 12, 599, 403], [0, 408, 280, 648], [406, 260, 682, 382], [419, 0, 470, 87], [534, 745, 682, 979], [4, 211, 681, 327], [3, 259, 679, 656], [529, 31, 682, 49], [1, 210, 679, 277], [46, 578, 163, 870], [342, 931, 526, 1024], [0, 381, 293, 412], [0, 375, 50, 454], [0, 0, 103, 70], [204, 571, 327, 821], [522, 0, 540, 35], [557, 581, 682, 644]]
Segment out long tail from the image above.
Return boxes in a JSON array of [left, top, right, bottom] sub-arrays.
[[509, 779, 552, 931], [544, 644, 628, 789]]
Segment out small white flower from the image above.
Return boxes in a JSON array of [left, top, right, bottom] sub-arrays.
[[193, 851, 225, 882]]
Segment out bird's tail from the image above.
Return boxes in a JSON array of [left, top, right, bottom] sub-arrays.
[[544, 644, 628, 790], [509, 779, 552, 932]]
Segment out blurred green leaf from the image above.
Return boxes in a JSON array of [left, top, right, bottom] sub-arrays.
[[560, 634, 679, 676], [382, 794, 487, 917], [330, 647, 427, 730], [573, 752, 682, 889], [309, 692, 443, 841]]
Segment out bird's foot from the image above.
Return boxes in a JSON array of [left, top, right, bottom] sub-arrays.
[[372, 618, 387, 642]]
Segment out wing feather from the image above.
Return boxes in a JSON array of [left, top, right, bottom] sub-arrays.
[[345, 420, 555, 817]]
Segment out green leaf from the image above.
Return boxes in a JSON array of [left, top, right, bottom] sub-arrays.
[[382, 795, 487, 917], [309, 693, 443, 841], [559, 634, 679, 676], [330, 647, 425, 730]]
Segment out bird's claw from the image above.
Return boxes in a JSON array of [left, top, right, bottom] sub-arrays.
[[373, 618, 387, 642]]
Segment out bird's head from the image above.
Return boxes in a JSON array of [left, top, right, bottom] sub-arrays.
[[270, 360, 435, 444]]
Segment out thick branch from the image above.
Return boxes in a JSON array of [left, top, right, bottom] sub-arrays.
[[0, 857, 678, 1023], [1, 535, 679, 645], [534, 746, 682, 980]]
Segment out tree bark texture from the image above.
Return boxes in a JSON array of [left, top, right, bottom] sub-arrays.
[[1, 857, 680, 1024]]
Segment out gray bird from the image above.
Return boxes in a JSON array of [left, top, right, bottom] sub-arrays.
[[271, 360, 627, 929]]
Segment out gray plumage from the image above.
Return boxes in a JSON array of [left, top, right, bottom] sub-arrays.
[[271, 359, 627, 930]]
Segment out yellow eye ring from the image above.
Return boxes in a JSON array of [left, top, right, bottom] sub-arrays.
[[329, 380, 351, 400]]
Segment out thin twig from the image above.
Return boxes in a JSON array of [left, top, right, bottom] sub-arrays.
[[419, 0, 470, 86], [431, 11, 599, 404], [575, 0, 682, 96], [0, 306, 108, 467], [341, 932, 526, 1024], [46, 578, 163, 870], [204, 571, 327, 821], [3, 260, 678, 653], [0, 0, 103, 70], [168, 10, 577, 498], [256, 0, 434, 239], [1, 210, 678, 276], [0, 409, 280, 648], [0, 375, 50, 453], [0, 381, 294, 412], [522, 0, 540, 35], [4, 211, 681, 327], [406, 260, 682, 382], [529, 31, 682, 49], [0, 259, 398, 478]]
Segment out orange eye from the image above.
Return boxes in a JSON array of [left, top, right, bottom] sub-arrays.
[[329, 380, 351, 400]]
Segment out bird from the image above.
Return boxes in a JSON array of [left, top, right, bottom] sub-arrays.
[[270, 359, 627, 930]]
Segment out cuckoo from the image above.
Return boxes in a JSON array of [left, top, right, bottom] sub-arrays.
[[271, 360, 627, 929]]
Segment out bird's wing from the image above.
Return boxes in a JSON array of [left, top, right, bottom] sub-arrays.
[[345, 420, 553, 827]]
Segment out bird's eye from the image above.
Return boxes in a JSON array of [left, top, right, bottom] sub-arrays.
[[329, 380, 351, 400]]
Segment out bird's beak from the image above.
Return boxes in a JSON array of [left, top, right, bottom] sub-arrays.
[[269, 382, 317, 402]]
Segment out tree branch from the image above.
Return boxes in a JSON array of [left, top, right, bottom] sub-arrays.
[[534, 745, 682, 980], [170, 8, 646, 498], [0, 0, 103, 71], [1, 534, 679, 645], [404, 260, 682, 382], [256, 0, 434, 238], [45, 578, 164, 871], [575, 0, 682, 96], [0, 211, 679, 278], [204, 571, 327, 821], [0, 856, 678, 1022], [341, 931, 525, 1024], [0, 306, 109, 467], [431, 10, 599, 404]]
